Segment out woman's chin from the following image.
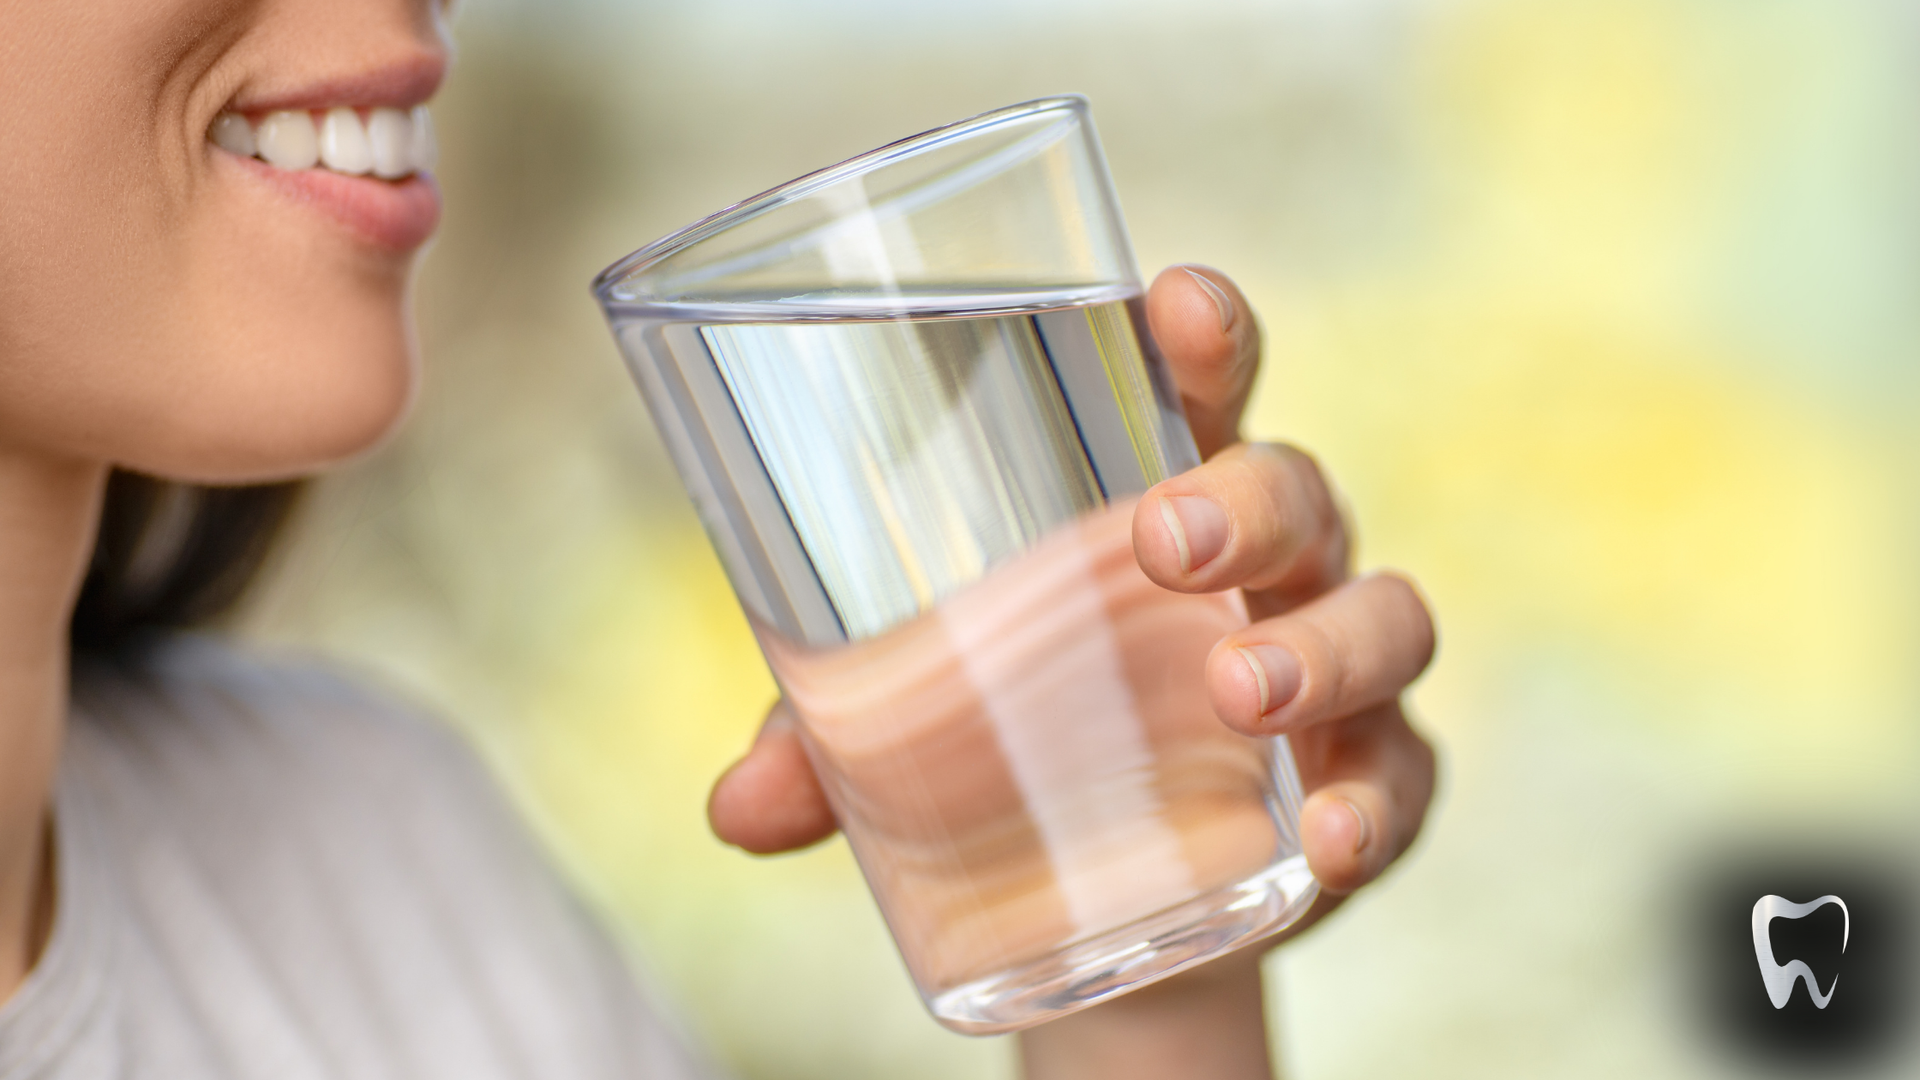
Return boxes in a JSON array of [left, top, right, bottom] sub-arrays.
[[123, 377, 417, 485]]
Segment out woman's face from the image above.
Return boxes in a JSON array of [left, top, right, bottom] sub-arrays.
[[0, 0, 451, 482]]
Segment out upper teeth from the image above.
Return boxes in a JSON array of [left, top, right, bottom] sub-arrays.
[[212, 106, 437, 178]]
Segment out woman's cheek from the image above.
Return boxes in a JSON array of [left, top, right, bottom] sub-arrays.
[[0, 249, 417, 483]]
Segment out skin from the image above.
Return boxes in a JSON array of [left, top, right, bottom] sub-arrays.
[[0, 1, 1435, 1075]]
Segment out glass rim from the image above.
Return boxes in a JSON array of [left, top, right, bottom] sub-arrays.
[[590, 95, 1092, 302]]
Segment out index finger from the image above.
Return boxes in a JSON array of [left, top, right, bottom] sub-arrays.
[[1145, 264, 1261, 459], [1131, 442, 1351, 613]]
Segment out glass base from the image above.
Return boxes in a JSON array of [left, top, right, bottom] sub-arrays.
[[926, 855, 1319, 1035]]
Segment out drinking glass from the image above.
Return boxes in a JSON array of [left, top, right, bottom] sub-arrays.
[[592, 96, 1318, 1034]]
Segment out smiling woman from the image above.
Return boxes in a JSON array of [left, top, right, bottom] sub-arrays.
[[0, 1, 437, 482], [0, 0, 1436, 1076], [0, 0, 713, 1074]]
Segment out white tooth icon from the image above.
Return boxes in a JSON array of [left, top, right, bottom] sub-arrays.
[[256, 110, 319, 170], [1752, 894, 1848, 1009], [367, 107, 412, 179], [319, 107, 374, 175]]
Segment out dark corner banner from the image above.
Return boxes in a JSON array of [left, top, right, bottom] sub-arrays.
[[1687, 843, 1916, 1074]]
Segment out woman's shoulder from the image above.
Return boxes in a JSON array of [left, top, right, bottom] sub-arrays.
[[71, 633, 478, 793], [58, 634, 714, 1080], [63, 633, 550, 944], [64, 631, 551, 929], [65, 632, 546, 862]]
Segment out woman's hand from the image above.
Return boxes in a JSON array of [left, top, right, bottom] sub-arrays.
[[1128, 266, 1437, 925], [706, 265, 1438, 1079], [1014, 270, 1438, 1079]]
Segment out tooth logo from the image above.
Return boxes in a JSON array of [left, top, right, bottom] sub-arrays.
[[1752, 894, 1849, 1009]]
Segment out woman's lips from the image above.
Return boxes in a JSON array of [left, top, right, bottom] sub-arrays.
[[210, 104, 441, 251], [219, 149, 442, 251]]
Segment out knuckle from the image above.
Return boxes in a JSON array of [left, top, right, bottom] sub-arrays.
[[1368, 572, 1437, 667], [1292, 617, 1346, 711], [1251, 443, 1351, 567], [1329, 628, 1370, 706], [1369, 568, 1424, 606], [1265, 443, 1331, 505], [1233, 446, 1308, 548]]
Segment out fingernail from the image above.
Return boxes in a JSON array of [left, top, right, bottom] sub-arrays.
[[1233, 644, 1302, 717], [1336, 797, 1371, 856], [1157, 495, 1228, 575], [1184, 268, 1235, 334]]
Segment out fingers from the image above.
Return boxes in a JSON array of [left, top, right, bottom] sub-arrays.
[[1206, 572, 1435, 737], [706, 700, 839, 855], [1145, 265, 1260, 459], [1289, 701, 1437, 894], [1132, 442, 1350, 609]]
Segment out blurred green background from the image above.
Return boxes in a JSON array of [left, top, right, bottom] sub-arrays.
[[239, 0, 1920, 1076]]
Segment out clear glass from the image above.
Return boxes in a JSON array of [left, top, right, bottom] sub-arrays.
[[592, 96, 1318, 1034]]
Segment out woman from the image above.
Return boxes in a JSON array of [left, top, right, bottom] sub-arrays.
[[0, 0, 1437, 1076]]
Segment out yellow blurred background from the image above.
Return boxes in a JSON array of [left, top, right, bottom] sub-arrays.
[[240, 0, 1920, 1076]]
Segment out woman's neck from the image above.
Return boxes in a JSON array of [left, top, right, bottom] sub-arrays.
[[0, 448, 105, 1003]]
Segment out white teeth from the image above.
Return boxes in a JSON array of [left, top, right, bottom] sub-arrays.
[[409, 106, 437, 173], [211, 113, 255, 156], [318, 107, 373, 175], [366, 107, 411, 179], [255, 110, 318, 170], [210, 107, 432, 179]]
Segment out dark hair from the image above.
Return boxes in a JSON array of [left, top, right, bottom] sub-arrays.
[[70, 470, 305, 657]]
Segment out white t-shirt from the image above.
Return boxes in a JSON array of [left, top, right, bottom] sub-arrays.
[[0, 637, 716, 1080]]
